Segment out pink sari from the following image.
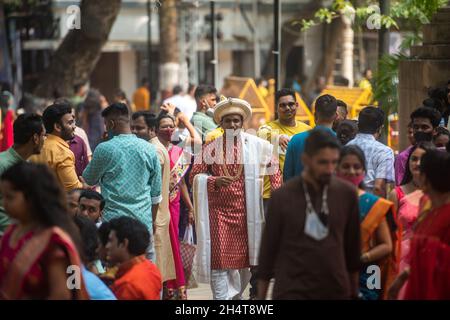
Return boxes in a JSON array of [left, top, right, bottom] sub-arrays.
[[166, 145, 190, 296], [395, 186, 422, 299], [0, 110, 14, 152]]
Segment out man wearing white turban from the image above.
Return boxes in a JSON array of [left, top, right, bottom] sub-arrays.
[[190, 98, 282, 300]]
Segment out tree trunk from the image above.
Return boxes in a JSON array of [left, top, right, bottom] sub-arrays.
[[159, 0, 180, 99], [303, 17, 345, 94], [261, 3, 321, 87], [33, 0, 121, 99]]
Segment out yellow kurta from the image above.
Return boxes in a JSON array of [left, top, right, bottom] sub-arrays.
[[257, 120, 311, 199], [29, 134, 82, 191], [150, 137, 176, 282]]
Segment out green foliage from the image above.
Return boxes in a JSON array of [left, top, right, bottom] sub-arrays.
[[373, 53, 406, 117], [299, 0, 447, 118]]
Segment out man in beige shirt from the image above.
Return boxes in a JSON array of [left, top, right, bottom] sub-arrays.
[[131, 111, 176, 282], [30, 101, 83, 191]]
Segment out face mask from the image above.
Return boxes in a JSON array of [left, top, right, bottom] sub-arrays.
[[159, 128, 174, 141], [414, 131, 433, 143], [303, 182, 329, 241], [336, 172, 365, 187], [304, 210, 329, 241], [206, 108, 214, 117], [204, 100, 215, 117]]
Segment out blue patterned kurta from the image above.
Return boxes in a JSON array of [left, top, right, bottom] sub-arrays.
[[83, 134, 162, 231]]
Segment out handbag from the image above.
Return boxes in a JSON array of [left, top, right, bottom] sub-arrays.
[[180, 224, 197, 288]]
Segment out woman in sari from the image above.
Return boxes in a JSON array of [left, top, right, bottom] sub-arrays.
[[0, 162, 88, 300], [388, 142, 435, 281], [156, 113, 195, 300], [388, 149, 450, 299], [336, 145, 396, 300]]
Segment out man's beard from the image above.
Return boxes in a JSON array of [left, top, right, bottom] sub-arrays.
[[316, 174, 332, 186], [62, 128, 74, 141]]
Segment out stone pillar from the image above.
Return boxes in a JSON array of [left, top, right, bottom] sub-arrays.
[[398, 7, 450, 150], [341, 16, 354, 87]]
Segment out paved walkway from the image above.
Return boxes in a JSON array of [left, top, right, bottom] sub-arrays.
[[187, 283, 251, 300]]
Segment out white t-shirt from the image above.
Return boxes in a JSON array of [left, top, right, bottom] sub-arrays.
[[163, 94, 197, 121]]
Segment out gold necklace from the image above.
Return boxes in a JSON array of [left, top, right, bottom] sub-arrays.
[[222, 162, 244, 181], [220, 139, 243, 181]]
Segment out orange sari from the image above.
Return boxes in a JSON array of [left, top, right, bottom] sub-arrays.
[[359, 192, 400, 300], [0, 225, 89, 300]]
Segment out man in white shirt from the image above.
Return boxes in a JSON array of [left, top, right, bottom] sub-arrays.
[[163, 85, 197, 121]]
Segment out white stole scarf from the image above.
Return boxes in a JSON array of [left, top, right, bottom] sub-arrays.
[[193, 132, 273, 283]]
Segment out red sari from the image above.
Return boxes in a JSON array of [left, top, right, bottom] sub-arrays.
[[0, 225, 89, 300], [404, 203, 450, 299]]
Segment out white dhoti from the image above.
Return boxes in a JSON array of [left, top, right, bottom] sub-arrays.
[[210, 269, 252, 300]]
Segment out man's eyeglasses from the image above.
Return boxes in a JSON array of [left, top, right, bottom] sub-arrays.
[[278, 102, 296, 109]]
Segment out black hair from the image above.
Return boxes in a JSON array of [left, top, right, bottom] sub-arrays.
[[108, 217, 149, 256], [194, 84, 217, 101], [315, 94, 337, 120], [357, 106, 384, 134], [401, 141, 436, 186], [82, 89, 102, 116], [172, 85, 183, 95], [156, 113, 176, 130], [336, 120, 358, 145], [98, 221, 111, 247], [73, 215, 99, 264], [132, 111, 158, 130], [422, 97, 440, 109], [67, 188, 83, 198], [141, 78, 149, 86], [42, 101, 72, 134], [428, 86, 448, 102], [337, 99, 348, 109], [0, 162, 82, 253], [114, 89, 127, 101], [339, 145, 367, 171], [275, 88, 296, 103], [420, 149, 450, 193], [79, 189, 105, 211], [435, 126, 450, 138], [13, 113, 44, 145], [304, 128, 341, 156], [0, 81, 11, 92], [73, 83, 87, 93], [101, 102, 129, 119], [410, 106, 442, 128]]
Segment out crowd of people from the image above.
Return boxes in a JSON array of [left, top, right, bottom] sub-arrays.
[[0, 78, 449, 300]]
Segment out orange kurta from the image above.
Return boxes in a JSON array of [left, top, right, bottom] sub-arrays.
[[111, 255, 162, 300]]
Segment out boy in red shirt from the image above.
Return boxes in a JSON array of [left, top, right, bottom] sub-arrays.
[[106, 216, 162, 300]]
